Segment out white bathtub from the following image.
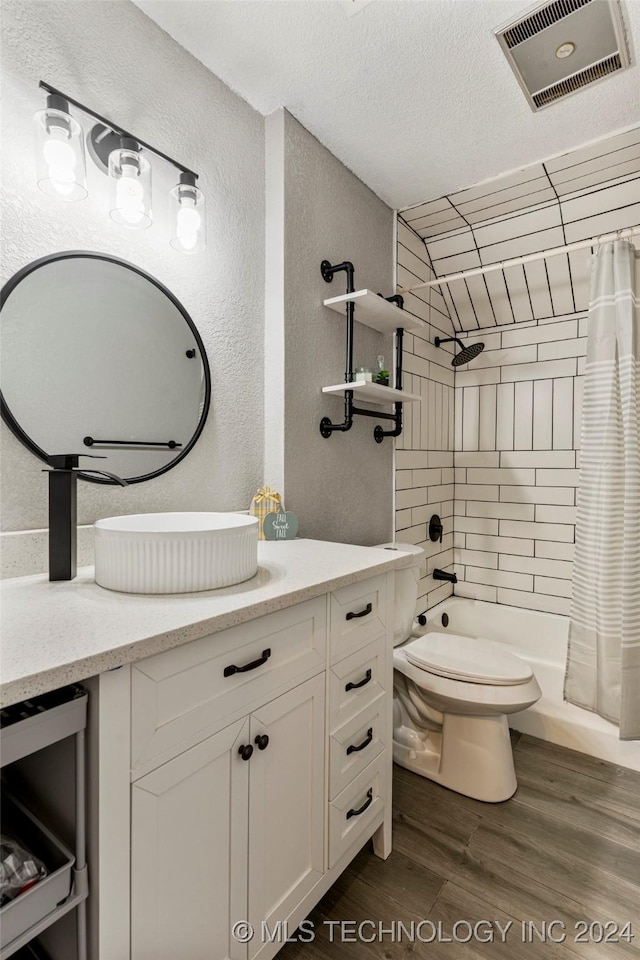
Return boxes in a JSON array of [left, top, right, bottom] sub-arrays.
[[419, 597, 640, 773]]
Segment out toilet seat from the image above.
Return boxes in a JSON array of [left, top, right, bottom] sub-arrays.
[[403, 632, 533, 686]]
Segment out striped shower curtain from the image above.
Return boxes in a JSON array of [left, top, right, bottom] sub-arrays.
[[564, 241, 640, 740]]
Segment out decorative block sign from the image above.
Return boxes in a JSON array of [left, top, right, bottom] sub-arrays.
[[249, 485, 284, 541], [263, 510, 298, 541]]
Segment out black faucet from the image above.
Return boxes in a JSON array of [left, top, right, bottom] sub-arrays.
[[432, 568, 457, 584], [45, 454, 127, 581]]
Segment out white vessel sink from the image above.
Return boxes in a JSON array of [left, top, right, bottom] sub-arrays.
[[94, 512, 259, 594]]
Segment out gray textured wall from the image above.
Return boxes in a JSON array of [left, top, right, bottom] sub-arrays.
[[275, 111, 394, 545], [1, 1, 264, 532]]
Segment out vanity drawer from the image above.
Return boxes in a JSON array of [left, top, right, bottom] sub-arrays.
[[131, 597, 326, 774], [328, 635, 387, 733], [329, 694, 386, 800], [328, 753, 387, 869], [330, 575, 387, 663]]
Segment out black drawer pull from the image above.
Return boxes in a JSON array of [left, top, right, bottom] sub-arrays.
[[346, 603, 372, 621], [254, 734, 269, 751], [345, 669, 372, 692], [224, 648, 271, 678], [346, 728, 373, 755], [346, 788, 373, 820], [238, 744, 253, 761]]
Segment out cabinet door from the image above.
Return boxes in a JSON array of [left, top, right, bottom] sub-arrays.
[[131, 717, 250, 960], [247, 675, 325, 960]]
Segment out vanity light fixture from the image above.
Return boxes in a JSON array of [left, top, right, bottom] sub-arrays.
[[170, 172, 206, 253], [33, 94, 88, 201], [108, 137, 152, 230], [34, 82, 205, 251]]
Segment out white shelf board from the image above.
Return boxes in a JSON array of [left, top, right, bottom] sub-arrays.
[[323, 289, 425, 334], [322, 380, 422, 405]]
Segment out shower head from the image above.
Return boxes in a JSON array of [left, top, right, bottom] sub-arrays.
[[435, 336, 485, 367], [452, 341, 485, 366]]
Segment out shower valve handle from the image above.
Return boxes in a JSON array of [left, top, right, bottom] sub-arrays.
[[429, 514, 443, 543]]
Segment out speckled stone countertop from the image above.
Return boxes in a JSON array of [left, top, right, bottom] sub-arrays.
[[0, 538, 412, 707]]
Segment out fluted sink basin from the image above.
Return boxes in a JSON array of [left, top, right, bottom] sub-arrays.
[[94, 512, 259, 594]]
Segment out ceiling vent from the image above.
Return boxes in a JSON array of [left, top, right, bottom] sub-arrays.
[[494, 0, 631, 111]]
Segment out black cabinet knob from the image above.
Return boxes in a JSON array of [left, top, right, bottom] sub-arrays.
[[238, 744, 253, 761], [254, 734, 269, 751]]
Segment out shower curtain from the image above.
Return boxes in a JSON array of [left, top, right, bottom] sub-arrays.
[[564, 240, 640, 740]]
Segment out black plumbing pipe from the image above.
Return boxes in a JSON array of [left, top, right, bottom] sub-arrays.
[[385, 294, 404, 310], [374, 327, 404, 443], [319, 260, 356, 437], [395, 327, 403, 391], [352, 406, 396, 421], [320, 269, 408, 442]]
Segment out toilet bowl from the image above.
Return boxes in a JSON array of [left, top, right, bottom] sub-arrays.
[[376, 542, 541, 802]]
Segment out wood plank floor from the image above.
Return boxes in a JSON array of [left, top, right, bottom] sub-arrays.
[[279, 734, 640, 960]]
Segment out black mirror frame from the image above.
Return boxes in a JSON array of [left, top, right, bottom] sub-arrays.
[[0, 250, 212, 485]]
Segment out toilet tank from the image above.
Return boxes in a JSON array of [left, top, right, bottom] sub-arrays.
[[375, 543, 425, 646]]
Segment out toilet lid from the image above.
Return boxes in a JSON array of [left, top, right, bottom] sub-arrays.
[[404, 632, 533, 685]]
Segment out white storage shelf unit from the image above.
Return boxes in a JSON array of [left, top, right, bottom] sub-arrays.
[[322, 289, 426, 335], [322, 381, 422, 404], [320, 284, 423, 441]]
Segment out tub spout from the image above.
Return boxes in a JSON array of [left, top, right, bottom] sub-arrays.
[[433, 568, 457, 584]]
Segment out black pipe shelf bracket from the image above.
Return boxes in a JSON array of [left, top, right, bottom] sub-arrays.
[[319, 260, 423, 443]]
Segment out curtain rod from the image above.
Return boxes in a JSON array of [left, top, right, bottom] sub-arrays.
[[398, 225, 640, 294]]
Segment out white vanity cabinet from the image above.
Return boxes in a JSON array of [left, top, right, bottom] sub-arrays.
[[131, 674, 325, 960], [246, 675, 325, 960], [131, 716, 250, 960], [95, 571, 394, 960], [326, 576, 391, 867]]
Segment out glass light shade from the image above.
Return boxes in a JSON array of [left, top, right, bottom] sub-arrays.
[[33, 104, 88, 201], [108, 143, 152, 230], [170, 175, 206, 253]]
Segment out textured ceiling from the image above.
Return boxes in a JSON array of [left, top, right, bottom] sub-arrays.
[[134, 0, 640, 208], [399, 125, 640, 331]]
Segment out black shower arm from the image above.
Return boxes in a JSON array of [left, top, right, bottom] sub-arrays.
[[435, 336, 466, 351]]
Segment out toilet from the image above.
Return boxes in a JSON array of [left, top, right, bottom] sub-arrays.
[[377, 542, 541, 802]]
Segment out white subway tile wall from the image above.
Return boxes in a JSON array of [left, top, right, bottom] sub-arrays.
[[452, 310, 585, 615], [397, 126, 639, 619], [396, 218, 457, 613], [401, 126, 640, 331]]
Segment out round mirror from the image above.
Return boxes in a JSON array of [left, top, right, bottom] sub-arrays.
[[0, 251, 211, 483]]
